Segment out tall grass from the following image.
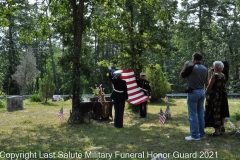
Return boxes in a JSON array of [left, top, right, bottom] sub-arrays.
[[0, 98, 239, 160]]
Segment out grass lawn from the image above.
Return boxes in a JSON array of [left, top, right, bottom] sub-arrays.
[[0, 98, 240, 160]]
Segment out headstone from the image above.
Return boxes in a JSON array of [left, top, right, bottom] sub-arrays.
[[52, 95, 62, 101], [7, 96, 23, 111]]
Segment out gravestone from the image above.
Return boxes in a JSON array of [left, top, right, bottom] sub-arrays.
[[7, 96, 23, 111]]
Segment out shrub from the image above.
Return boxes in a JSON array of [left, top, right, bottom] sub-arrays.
[[30, 94, 42, 102], [0, 100, 5, 108], [145, 63, 171, 102]]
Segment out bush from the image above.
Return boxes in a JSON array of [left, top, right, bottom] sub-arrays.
[[0, 100, 5, 108], [145, 64, 171, 102], [30, 94, 42, 102]]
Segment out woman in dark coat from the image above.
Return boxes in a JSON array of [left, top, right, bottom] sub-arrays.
[[205, 61, 226, 136], [109, 70, 128, 128]]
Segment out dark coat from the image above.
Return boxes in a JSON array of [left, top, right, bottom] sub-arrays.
[[109, 73, 128, 102], [136, 79, 151, 96]]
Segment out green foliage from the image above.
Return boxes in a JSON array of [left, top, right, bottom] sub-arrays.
[[235, 112, 240, 121], [237, 0, 240, 9], [0, 100, 5, 109], [92, 0, 178, 76], [39, 71, 56, 103], [0, 92, 6, 109], [30, 94, 42, 102], [145, 63, 171, 101], [230, 111, 240, 122]]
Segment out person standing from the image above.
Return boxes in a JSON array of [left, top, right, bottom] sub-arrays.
[[220, 60, 230, 133], [179, 52, 208, 141], [109, 70, 128, 128], [205, 61, 226, 136], [137, 72, 151, 118]]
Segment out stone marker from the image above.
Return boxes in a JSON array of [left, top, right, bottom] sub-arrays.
[[7, 96, 23, 111]]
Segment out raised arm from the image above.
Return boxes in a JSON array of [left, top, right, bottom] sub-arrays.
[[205, 75, 215, 93]]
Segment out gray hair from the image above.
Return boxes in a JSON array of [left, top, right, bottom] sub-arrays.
[[213, 61, 224, 71]]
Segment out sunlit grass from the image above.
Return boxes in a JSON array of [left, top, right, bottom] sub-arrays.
[[0, 98, 239, 160]]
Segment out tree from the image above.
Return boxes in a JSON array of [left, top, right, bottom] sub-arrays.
[[11, 48, 40, 95], [39, 71, 55, 103], [93, 0, 178, 77], [68, 0, 85, 124]]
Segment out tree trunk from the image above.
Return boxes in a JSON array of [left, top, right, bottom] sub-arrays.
[[198, 2, 203, 54], [49, 36, 57, 87], [68, 0, 84, 124]]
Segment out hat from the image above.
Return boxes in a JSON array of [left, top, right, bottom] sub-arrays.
[[114, 70, 123, 74], [140, 72, 146, 76]]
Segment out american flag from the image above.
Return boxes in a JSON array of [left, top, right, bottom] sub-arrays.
[[98, 93, 103, 105], [97, 84, 104, 105], [159, 109, 166, 125], [111, 67, 149, 105], [121, 70, 149, 105], [164, 96, 168, 102], [58, 108, 64, 122], [70, 98, 72, 104], [165, 105, 171, 115], [109, 68, 148, 105]]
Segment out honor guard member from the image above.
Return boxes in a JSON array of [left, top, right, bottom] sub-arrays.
[[137, 72, 151, 118], [109, 70, 128, 128]]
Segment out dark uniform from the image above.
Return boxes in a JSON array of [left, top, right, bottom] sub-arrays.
[[137, 78, 151, 118], [109, 71, 128, 128]]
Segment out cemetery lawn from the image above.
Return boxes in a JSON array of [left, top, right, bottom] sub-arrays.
[[0, 98, 240, 160]]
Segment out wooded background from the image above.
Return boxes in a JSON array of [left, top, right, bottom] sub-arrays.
[[1, 0, 240, 122]]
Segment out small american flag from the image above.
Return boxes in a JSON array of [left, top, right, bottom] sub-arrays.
[[164, 96, 168, 102], [98, 93, 103, 105], [97, 84, 103, 105], [159, 109, 166, 125], [165, 105, 171, 115], [165, 105, 171, 120], [58, 108, 64, 122]]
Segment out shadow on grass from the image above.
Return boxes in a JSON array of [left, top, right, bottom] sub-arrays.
[[1, 100, 240, 160], [40, 102, 59, 106]]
